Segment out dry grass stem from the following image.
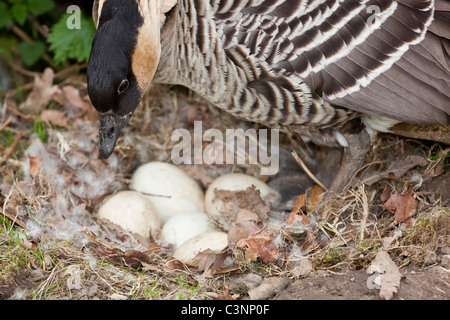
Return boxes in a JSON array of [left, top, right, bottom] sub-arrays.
[[291, 150, 328, 191]]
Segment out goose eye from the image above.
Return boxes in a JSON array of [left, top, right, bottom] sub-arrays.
[[118, 79, 129, 94]]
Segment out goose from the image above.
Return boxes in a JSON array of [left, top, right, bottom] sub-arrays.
[[87, 0, 449, 192]]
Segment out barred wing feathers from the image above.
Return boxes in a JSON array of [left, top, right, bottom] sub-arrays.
[[202, 0, 449, 125]]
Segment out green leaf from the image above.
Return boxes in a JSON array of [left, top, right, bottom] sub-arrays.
[[27, 0, 55, 16], [34, 111, 48, 144], [11, 3, 27, 25], [47, 12, 96, 64], [18, 40, 46, 66], [0, 3, 13, 28]]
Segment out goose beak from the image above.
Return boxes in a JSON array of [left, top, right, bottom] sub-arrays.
[[98, 111, 132, 159]]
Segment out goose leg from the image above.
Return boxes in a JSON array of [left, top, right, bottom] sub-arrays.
[[329, 129, 372, 193]]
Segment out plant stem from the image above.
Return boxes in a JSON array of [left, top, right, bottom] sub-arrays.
[[10, 23, 60, 70]]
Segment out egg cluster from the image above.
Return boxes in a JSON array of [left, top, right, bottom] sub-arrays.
[[97, 162, 276, 263]]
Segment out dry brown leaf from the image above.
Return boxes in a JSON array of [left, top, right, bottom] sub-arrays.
[[286, 194, 307, 225], [243, 246, 259, 262], [228, 208, 263, 246], [40, 109, 70, 128], [234, 208, 260, 224], [67, 265, 82, 290], [300, 231, 316, 254], [28, 155, 42, 179], [81, 95, 99, 121], [62, 85, 86, 109], [28, 256, 39, 269], [289, 256, 313, 277], [383, 229, 403, 249], [214, 186, 271, 222], [387, 155, 428, 180], [215, 283, 237, 300], [236, 231, 279, 263], [362, 155, 429, 186], [84, 230, 154, 269], [306, 185, 324, 212], [19, 68, 60, 112], [43, 253, 53, 271], [165, 257, 192, 272], [193, 248, 233, 277], [380, 184, 391, 202], [384, 191, 417, 228], [367, 250, 401, 300], [21, 238, 37, 251]]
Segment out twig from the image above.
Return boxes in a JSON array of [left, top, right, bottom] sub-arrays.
[[6, 61, 39, 78], [140, 191, 172, 199], [291, 150, 328, 191], [10, 23, 34, 42], [27, 13, 49, 38], [54, 63, 88, 80], [7, 207, 27, 230], [6, 105, 35, 121], [0, 82, 34, 98], [1, 190, 26, 229], [0, 63, 88, 99], [359, 185, 369, 241], [379, 211, 417, 235], [0, 116, 13, 131], [0, 131, 25, 166], [11, 23, 59, 70]]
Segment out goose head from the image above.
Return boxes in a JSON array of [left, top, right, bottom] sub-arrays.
[[87, 0, 176, 158]]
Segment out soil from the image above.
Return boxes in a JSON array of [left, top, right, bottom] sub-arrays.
[[272, 267, 449, 300]]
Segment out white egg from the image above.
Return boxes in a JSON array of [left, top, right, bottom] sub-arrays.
[[173, 231, 228, 263], [130, 162, 205, 224], [161, 212, 215, 248], [204, 173, 276, 218], [97, 190, 160, 238]]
